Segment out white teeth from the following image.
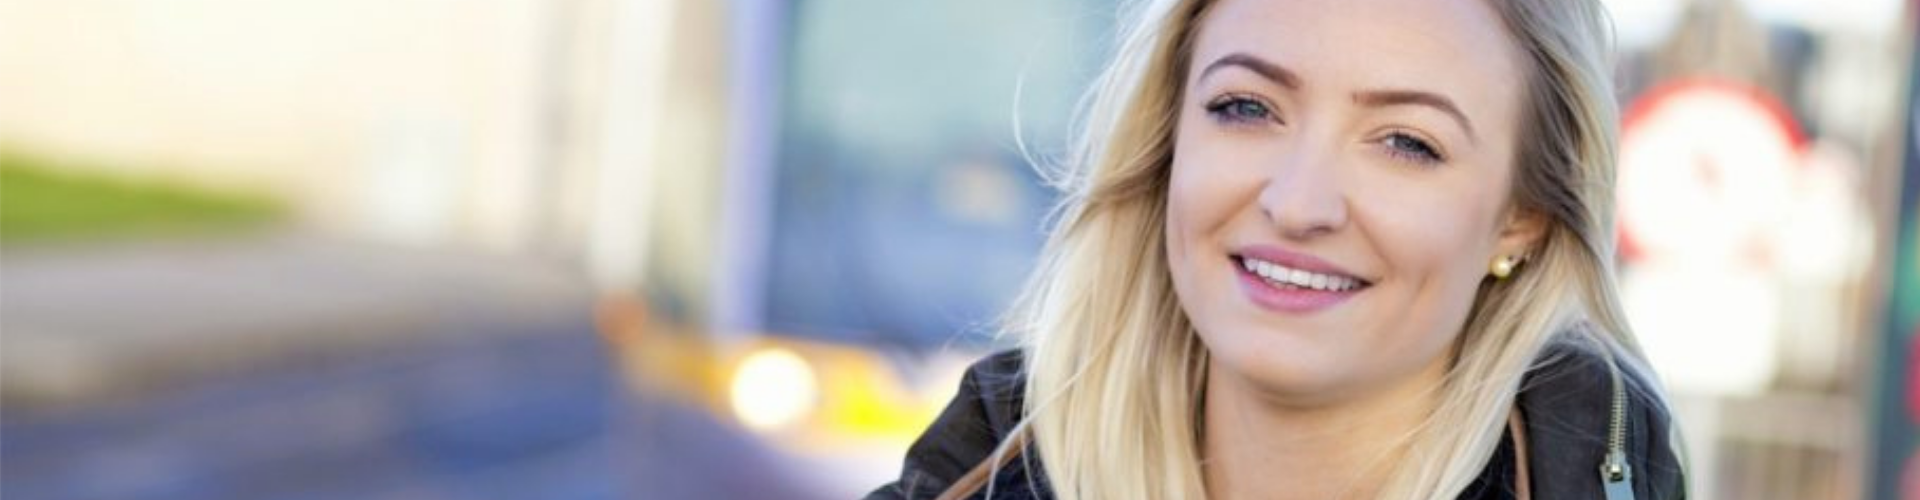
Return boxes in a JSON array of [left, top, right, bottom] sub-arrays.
[[1241, 256, 1365, 292]]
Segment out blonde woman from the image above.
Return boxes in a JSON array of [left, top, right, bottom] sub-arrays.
[[868, 0, 1687, 498]]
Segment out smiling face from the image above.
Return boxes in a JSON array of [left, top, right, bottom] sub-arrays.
[[1166, 0, 1544, 403]]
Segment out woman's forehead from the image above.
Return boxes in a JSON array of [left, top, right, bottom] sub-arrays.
[[1187, 0, 1528, 128]]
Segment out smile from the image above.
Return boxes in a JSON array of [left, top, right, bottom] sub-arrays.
[[1229, 252, 1374, 314], [1238, 255, 1368, 291]]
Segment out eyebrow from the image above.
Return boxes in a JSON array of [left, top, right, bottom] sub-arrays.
[[1353, 90, 1479, 144], [1198, 52, 1479, 145], [1199, 52, 1300, 90]]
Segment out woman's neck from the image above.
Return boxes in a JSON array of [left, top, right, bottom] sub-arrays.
[[1200, 357, 1449, 500]]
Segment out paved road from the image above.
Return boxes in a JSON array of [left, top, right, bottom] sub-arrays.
[[0, 233, 836, 500], [4, 322, 831, 500]]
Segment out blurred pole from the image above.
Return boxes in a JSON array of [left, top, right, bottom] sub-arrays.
[[527, 0, 580, 258], [586, 0, 676, 292], [709, 0, 785, 343], [1869, 16, 1920, 499]]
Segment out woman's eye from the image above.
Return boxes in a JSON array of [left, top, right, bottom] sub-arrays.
[[1203, 95, 1276, 125], [1382, 132, 1444, 165]]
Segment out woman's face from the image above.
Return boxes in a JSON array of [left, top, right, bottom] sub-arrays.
[[1166, 0, 1543, 403]]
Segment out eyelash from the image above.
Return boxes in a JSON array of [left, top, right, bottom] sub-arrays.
[[1203, 94, 1279, 126], [1201, 93, 1448, 166], [1381, 132, 1445, 165]]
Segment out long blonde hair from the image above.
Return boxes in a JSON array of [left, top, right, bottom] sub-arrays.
[[966, 0, 1667, 498]]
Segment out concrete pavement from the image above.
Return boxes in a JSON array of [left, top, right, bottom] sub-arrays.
[[0, 231, 832, 500]]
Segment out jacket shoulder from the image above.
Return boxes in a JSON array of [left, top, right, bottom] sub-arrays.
[[1519, 341, 1687, 499], [865, 349, 1029, 500]]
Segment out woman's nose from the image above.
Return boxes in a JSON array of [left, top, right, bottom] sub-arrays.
[[1256, 145, 1349, 240]]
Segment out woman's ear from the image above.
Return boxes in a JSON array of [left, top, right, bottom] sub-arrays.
[[1494, 207, 1549, 261]]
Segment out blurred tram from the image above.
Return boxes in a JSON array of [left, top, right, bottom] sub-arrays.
[[579, 0, 1111, 491]]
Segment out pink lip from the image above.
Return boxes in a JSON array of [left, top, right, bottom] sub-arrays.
[[1230, 245, 1371, 314]]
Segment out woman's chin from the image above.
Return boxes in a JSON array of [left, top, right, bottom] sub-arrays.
[[1207, 341, 1362, 404]]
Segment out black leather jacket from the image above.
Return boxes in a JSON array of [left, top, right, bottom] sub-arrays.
[[868, 342, 1686, 499]]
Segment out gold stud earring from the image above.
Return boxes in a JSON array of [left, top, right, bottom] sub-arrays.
[[1490, 256, 1516, 279]]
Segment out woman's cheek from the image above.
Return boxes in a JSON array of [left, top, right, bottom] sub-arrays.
[[1363, 187, 1498, 331], [1169, 154, 1238, 235]]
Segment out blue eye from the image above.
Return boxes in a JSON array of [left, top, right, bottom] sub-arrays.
[[1382, 132, 1444, 165], [1203, 94, 1277, 125]]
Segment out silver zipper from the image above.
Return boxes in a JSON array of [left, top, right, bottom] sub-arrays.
[[1600, 358, 1634, 500]]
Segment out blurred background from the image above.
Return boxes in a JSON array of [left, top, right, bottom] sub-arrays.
[[0, 0, 1914, 498]]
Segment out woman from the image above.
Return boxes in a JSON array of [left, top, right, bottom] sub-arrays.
[[869, 0, 1687, 498]]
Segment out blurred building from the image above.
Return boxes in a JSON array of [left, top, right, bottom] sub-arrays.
[[1604, 1, 1904, 499], [0, 0, 727, 295]]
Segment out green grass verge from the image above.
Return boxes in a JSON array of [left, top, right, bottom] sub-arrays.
[[1, 151, 286, 244]]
